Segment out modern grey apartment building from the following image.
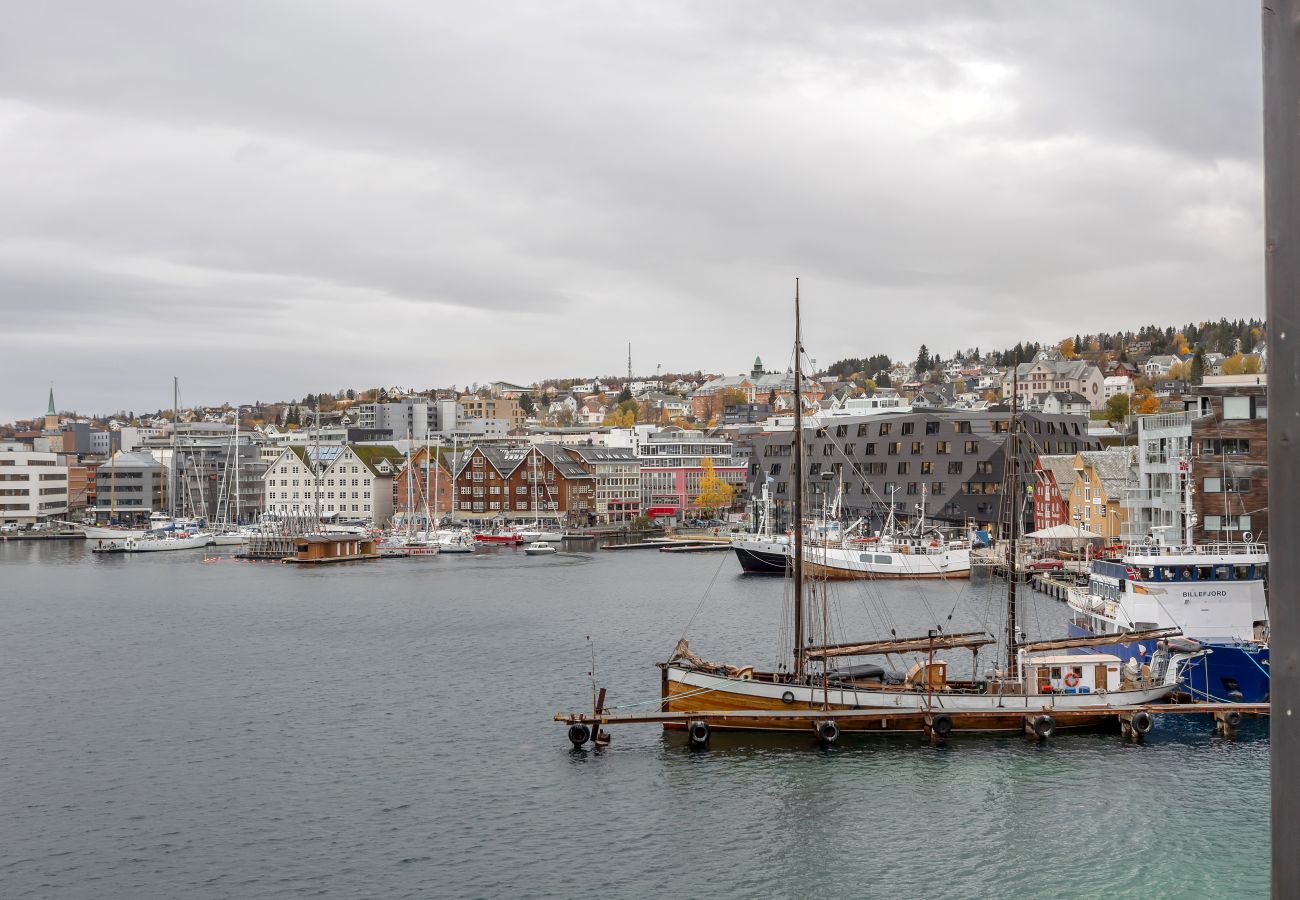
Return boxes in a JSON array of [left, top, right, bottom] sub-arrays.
[[748, 408, 1100, 533]]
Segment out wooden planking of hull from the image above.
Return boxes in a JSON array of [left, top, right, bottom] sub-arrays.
[[662, 666, 1177, 734]]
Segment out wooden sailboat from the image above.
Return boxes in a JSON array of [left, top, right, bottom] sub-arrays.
[[658, 282, 1204, 736]]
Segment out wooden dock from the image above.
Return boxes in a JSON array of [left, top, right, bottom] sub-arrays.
[[556, 700, 1267, 747]]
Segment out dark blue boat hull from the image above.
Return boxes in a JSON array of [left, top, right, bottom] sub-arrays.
[[1066, 622, 1269, 702]]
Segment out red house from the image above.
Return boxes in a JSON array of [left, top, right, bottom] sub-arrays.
[[1032, 455, 1077, 531]]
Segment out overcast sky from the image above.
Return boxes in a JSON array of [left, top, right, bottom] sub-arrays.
[[0, 1, 1265, 423]]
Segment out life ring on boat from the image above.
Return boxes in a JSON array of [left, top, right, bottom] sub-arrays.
[[1064, 671, 1080, 688], [781, 690, 796, 704]]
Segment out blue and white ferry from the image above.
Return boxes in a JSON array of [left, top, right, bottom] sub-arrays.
[[1066, 541, 1269, 702]]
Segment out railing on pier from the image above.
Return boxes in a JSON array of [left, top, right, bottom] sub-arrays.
[[1121, 541, 1268, 558]]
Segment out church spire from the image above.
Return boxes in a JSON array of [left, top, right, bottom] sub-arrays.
[[47, 384, 56, 416]]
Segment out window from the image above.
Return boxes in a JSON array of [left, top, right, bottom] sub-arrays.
[[1204, 476, 1251, 493], [901, 422, 914, 435], [948, 461, 963, 475], [888, 442, 901, 455], [879, 423, 892, 436], [931, 482, 946, 495], [935, 441, 951, 455], [857, 424, 870, 437], [897, 462, 910, 474], [955, 421, 972, 433], [925, 421, 940, 435], [907, 482, 919, 495], [1201, 438, 1251, 456], [1223, 396, 1251, 420], [964, 441, 978, 454], [809, 463, 822, 476], [911, 441, 923, 455], [884, 482, 898, 496], [976, 461, 994, 475], [864, 443, 876, 456], [921, 461, 933, 475]]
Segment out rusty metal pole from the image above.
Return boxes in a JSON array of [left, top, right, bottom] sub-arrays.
[[1263, 2, 1300, 895]]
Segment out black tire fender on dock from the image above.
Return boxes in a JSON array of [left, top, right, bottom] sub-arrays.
[[687, 720, 710, 748], [567, 723, 591, 747], [930, 713, 953, 737], [1222, 710, 1244, 728], [1031, 714, 1055, 740], [816, 720, 840, 744], [1130, 710, 1154, 734]]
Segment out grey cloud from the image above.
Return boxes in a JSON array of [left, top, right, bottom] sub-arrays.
[[0, 1, 1266, 423]]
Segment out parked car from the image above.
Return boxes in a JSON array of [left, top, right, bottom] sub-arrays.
[[1, 523, 20, 533]]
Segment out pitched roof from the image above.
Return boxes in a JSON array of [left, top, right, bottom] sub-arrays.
[[1079, 448, 1132, 496], [348, 444, 406, 476], [1037, 454, 1077, 491]]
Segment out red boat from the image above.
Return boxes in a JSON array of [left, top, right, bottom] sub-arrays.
[[474, 532, 524, 544]]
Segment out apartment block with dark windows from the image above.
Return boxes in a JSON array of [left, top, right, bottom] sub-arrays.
[[749, 409, 1100, 533]]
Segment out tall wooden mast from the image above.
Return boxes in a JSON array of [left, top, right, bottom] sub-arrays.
[[1004, 373, 1019, 675], [792, 278, 805, 680]]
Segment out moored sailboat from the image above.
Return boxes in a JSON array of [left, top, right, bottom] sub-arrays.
[[657, 282, 1203, 736]]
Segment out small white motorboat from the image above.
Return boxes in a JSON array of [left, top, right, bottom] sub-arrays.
[[524, 541, 558, 556]]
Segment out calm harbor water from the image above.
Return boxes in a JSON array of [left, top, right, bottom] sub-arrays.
[[0, 540, 1268, 899]]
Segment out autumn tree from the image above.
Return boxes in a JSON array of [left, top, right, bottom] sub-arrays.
[[1134, 390, 1161, 415], [693, 457, 735, 517], [1220, 352, 1263, 375], [1058, 337, 1077, 359], [1172, 332, 1191, 356]]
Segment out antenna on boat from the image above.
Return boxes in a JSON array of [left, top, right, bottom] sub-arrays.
[[792, 277, 806, 681]]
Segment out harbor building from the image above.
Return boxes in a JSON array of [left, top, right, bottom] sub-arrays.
[[564, 445, 641, 524], [638, 428, 747, 521], [1188, 375, 1268, 542], [750, 409, 1100, 533], [392, 447, 457, 523], [452, 444, 595, 525], [1120, 410, 1193, 544], [1032, 454, 1077, 531], [90, 450, 166, 524], [0, 443, 69, 525], [263, 444, 405, 524], [1065, 449, 1132, 541]]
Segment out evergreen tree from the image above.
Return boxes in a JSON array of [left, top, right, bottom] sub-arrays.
[[915, 344, 931, 374]]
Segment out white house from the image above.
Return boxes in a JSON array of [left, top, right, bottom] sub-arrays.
[[1040, 391, 1091, 417], [263, 444, 404, 523], [1103, 375, 1134, 400], [0, 443, 68, 524], [1142, 355, 1181, 378]]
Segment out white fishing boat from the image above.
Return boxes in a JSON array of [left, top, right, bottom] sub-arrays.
[[525, 541, 558, 555]]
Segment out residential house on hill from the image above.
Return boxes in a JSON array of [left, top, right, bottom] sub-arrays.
[[1003, 351, 1106, 410]]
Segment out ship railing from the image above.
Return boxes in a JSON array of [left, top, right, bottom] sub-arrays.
[[1121, 541, 1268, 558]]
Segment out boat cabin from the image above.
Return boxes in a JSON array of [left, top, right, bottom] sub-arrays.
[[286, 534, 379, 564], [1024, 654, 1122, 695]]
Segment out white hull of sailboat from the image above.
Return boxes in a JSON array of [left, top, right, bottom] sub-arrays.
[[805, 544, 971, 579], [81, 525, 148, 540]]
